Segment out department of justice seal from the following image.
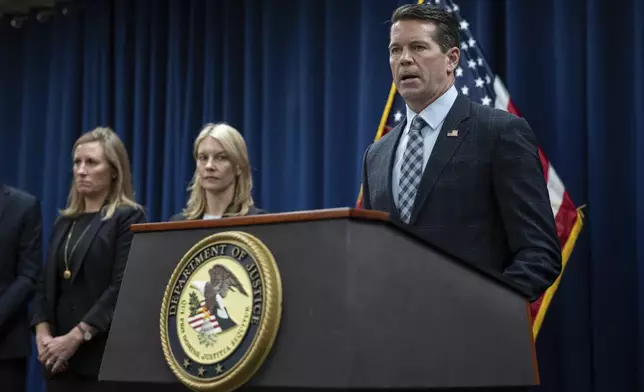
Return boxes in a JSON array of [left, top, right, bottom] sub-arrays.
[[160, 231, 282, 392]]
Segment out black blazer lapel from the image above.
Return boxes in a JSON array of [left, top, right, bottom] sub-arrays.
[[69, 212, 105, 284], [409, 94, 471, 224], [384, 121, 407, 219], [0, 185, 9, 222]]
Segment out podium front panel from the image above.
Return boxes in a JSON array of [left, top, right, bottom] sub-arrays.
[[346, 221, 537, 388], [101, 220, 354, 387], [100, 216, 537, 389]]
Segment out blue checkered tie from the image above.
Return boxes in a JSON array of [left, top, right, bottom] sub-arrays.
[[398, 116, 426, 223]]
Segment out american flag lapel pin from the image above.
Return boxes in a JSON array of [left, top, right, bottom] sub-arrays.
[[447, 129, 458, 137]]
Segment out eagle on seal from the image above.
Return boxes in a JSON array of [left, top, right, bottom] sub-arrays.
[[204, 264, 249, 318]]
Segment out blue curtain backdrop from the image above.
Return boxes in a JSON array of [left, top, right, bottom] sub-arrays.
[[0, 0, 642, 391]]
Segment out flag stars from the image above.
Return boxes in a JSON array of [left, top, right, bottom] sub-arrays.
[[461, 42, 469, 50], [477, 57, 483, 66], [461, 86, 469, 96], [475, 77, 484, 87], [455, 67, 463, 77], [485, 75, 491, 84], [459, 20, 469, 30], [468, 59, 476, 69], [481, 96, 491, 106], [393, 111, 403, 122], [469, 38, 476, 47], [452, 3, 460, 12]]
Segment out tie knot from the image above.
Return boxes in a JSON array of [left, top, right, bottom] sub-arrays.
[[410, 116, 426, 133]]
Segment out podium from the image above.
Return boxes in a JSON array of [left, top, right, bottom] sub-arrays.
[[99, 208, 539, 391]]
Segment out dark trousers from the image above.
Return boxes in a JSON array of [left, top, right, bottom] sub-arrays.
[[0, 358, 27, 392]]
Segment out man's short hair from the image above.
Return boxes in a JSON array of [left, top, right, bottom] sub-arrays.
[[391, 4, 461, 53]]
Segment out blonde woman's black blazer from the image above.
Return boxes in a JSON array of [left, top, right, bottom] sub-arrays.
[[30, 205, 147, 376]]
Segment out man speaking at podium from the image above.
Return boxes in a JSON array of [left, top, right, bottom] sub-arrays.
[[360, 4, 561, 301]]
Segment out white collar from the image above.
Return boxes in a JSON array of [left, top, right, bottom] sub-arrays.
[[404, 84, 458, 132]]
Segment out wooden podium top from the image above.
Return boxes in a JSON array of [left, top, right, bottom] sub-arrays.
[[131, 208, 389, 233]]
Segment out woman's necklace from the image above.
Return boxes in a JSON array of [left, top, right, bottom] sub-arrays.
[[63, 218, 92, 280]]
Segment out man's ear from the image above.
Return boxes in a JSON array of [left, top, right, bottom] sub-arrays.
[[447, 47, 460, 72]]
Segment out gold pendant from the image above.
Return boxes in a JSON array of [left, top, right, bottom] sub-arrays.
[[63, 269, 72, 280]]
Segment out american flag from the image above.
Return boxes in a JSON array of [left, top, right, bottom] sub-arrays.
[[357, 0, 584, 338]]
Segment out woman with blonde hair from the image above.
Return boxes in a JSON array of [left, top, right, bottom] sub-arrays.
[[171, 122, 264, 220], [31, 127, 146, 391]]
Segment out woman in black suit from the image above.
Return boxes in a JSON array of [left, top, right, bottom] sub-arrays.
[[31, 127, 146, 391], [171, 122, 265, 220]]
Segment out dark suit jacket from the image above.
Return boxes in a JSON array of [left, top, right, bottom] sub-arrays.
[[361, 93, 562, 301], [169, 205, 266, 221], [30, 205, 147, 376], [0, 184, 42, 359]]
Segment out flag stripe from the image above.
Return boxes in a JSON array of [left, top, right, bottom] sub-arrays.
[[538, 150, 550, 186], [548, 168, 566, 228], [187, 301, 222, 331]]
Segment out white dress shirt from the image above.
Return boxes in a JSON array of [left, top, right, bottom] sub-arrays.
[[392, 84, 458, 209]]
